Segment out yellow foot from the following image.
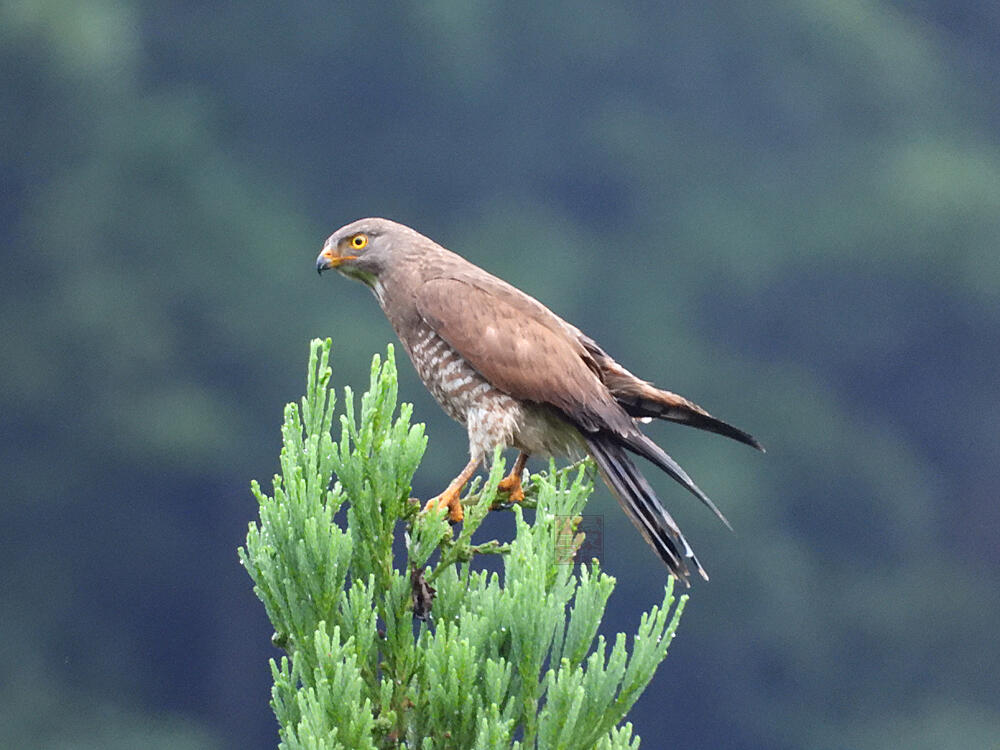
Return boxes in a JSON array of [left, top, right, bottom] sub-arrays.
[[422, 485, 464, 523], [497, 472, 525, 504]]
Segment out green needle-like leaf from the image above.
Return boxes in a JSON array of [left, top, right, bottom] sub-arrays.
[[241, 339, 687, 749]]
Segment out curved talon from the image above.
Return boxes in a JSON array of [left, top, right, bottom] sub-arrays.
[[495, 451, 529, 506], [496, 473, 525, 503], [423, 487, 464, 523], [421, 456, 479, 523]]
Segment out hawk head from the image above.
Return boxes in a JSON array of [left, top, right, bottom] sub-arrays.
[[316, 217, 423, 287]]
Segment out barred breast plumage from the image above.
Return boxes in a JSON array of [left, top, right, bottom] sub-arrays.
[[399, 319, 584, 462]]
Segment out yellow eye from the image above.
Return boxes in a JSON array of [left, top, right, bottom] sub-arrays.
[[350, 233, 368, 250]]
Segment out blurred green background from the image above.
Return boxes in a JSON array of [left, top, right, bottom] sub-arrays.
[[3, 1, 998, 748]]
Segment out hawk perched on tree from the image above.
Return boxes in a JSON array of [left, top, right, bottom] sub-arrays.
[[316, 218, 762, 584]]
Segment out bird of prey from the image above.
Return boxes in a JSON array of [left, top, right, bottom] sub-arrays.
[[316, 218, 762, 584]]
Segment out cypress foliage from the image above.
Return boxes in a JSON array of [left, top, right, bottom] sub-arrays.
[[241, 339, 687, 749]]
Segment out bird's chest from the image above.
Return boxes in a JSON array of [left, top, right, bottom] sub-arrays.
[[399, 322, 498, 425], [391, 316, 583, 461]]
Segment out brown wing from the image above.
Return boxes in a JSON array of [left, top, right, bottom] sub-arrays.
[[415, 276, 631, 434]]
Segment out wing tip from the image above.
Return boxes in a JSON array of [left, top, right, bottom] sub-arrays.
[[725, 424, 766, 453]]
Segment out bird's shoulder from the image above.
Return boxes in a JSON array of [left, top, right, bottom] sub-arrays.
[[416, 250, 577, 339]]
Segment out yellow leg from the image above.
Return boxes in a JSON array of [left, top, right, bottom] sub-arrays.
[[496, 452, 529, 503], [423, 456, 480, 523]]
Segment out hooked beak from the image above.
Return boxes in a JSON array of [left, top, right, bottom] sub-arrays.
[[316, 246, 357, 275]]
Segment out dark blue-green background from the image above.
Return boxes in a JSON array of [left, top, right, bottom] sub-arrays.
[[3, 2, 998, 748]]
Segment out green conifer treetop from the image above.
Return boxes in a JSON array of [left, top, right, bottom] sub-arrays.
[[240, 339, 687, 749]]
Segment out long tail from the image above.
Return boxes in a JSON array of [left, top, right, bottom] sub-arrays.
[[585, 433, 707, 585], [618, 431, 733, 530]]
